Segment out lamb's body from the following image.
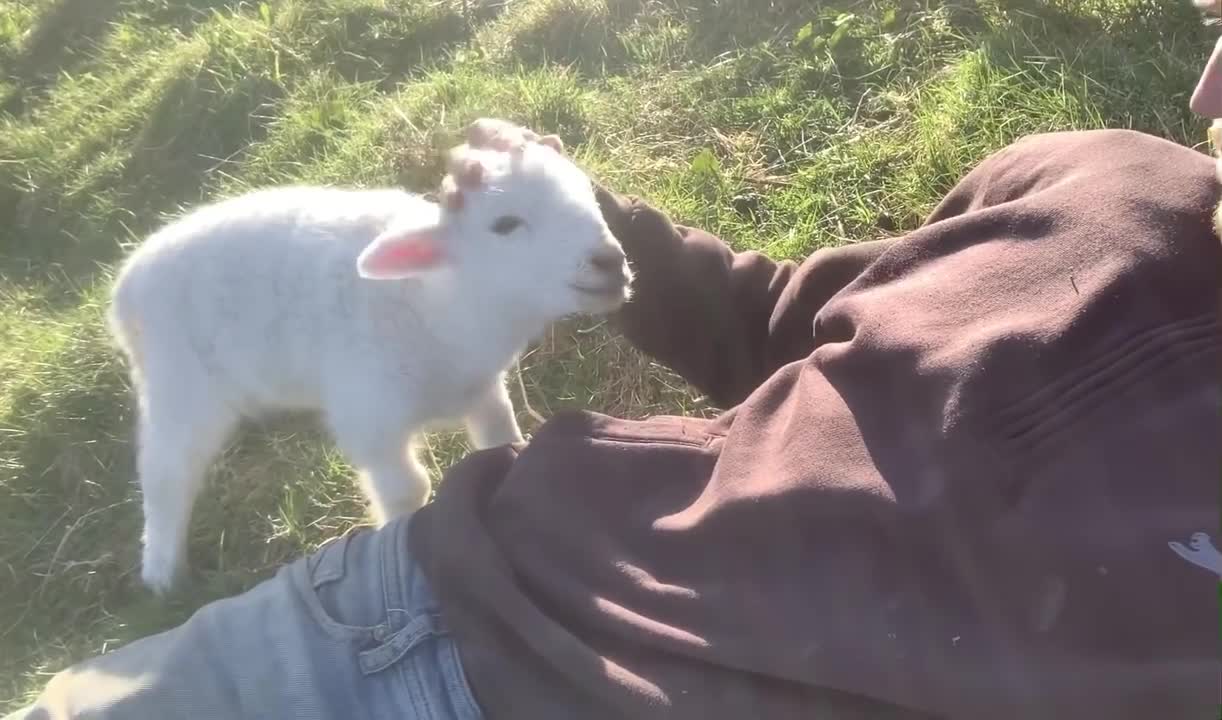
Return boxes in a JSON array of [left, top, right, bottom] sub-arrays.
[[113, 187, 530, 422], [111, 137, 632, 593]]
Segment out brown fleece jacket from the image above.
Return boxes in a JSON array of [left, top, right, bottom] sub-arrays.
[[410, 129, 1221, 719]]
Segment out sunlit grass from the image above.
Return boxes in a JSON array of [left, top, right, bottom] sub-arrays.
[[0, 0, 1210, 708]]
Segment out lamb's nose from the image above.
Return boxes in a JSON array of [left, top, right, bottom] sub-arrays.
[[590, 246, 626, 274]]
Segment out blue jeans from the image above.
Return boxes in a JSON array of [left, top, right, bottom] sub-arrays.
[[6, 516, 483, 720]]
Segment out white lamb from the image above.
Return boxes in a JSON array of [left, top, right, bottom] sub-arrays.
[[108, 127, 632, 593]]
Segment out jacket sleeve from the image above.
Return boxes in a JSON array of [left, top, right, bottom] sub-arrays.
[[597, 186, 892, 408]]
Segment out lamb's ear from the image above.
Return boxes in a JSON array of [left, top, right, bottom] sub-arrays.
[[538, 134, 565, 154], [356, 224, 444, 280]]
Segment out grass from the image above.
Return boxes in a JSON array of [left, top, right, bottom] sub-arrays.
[[0, 0, 1211, 709]]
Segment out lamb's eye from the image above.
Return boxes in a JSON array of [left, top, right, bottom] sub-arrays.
[[491, 215, 524, 235]]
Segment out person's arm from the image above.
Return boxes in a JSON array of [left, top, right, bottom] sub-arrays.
[[458, 117, 889, 407], [596, 186, 891, 408]]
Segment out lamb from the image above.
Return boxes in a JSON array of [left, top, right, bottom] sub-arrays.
[[107, 123, 633, 593]]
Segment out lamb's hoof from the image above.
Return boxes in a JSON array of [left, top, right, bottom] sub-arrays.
[[141, 548, 185, 596]]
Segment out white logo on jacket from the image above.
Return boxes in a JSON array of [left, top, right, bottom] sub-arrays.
[[1168, 532, 1222, 577]]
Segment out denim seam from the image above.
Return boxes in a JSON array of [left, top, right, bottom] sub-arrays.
[[289, 549, 380, 642]]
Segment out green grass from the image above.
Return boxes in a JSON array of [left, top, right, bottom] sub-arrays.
[[0, 0, 1211, 709]]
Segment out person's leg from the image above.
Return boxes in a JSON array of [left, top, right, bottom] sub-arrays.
[[6, 516, 481, 720]]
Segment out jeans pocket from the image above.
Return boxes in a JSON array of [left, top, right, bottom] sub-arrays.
[[293, 530, 386, 640]]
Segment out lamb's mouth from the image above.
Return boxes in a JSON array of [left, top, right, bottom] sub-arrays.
[[569, 281, 627, 299], [570, 281, 631, 312]]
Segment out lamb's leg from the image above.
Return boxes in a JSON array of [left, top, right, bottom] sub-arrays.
[[136, 382, 238, 594], [326, 396, 430, 526], [464, 372, 526, 449]]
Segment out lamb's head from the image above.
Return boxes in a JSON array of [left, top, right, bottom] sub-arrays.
[[356, 132, 631, 320]]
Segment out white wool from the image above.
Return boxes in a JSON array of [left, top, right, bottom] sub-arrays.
[[109, 141, 631, 593]]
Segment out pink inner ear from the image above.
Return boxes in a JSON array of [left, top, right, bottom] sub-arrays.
[[377, 238, 440, 268], [359, 230, 443, 278]]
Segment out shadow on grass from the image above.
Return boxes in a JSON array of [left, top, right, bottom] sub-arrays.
[[0, 0, 255, 115], [301, 1, 471, 90], [0, 67, 288, 294], [0, 0, 124, 115], [0, 2, 481, 298], [980, 0, 1207, 144], [0, 343, 144, 704]]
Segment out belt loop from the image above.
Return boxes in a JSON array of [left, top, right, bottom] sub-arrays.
[[357, 611, 445, 675]]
